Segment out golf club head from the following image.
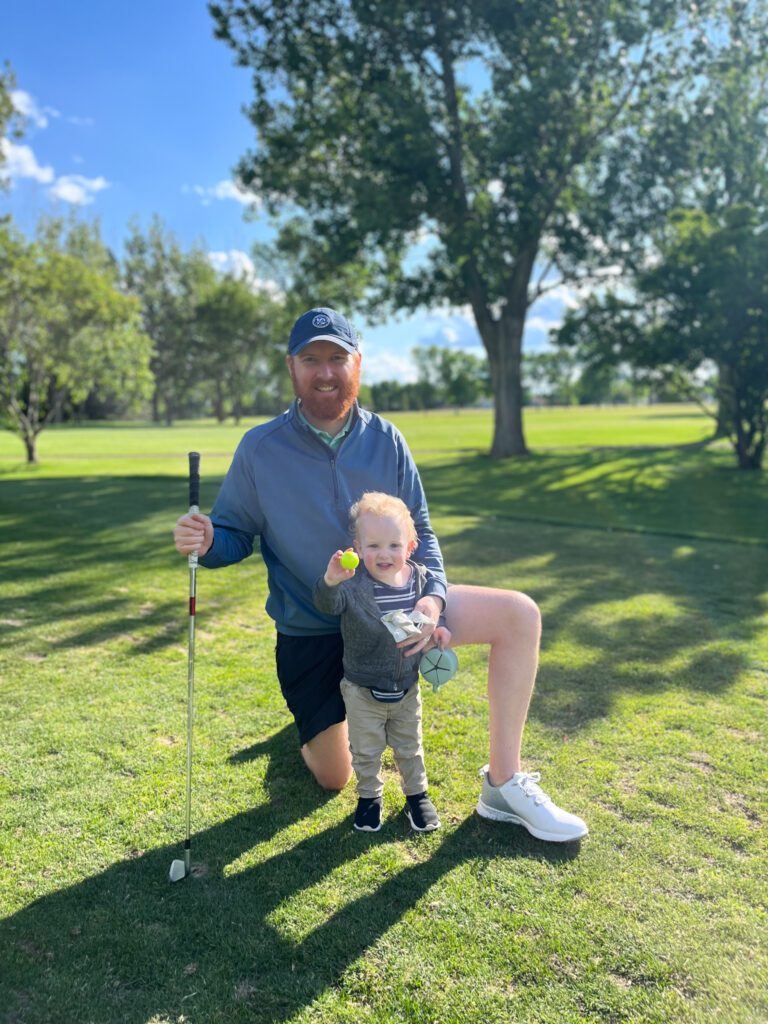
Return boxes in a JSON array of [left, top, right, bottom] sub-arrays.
[[169, 858, 188, 883]]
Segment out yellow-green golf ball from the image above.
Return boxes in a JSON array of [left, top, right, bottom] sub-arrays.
[[340, 550, 359, 570]]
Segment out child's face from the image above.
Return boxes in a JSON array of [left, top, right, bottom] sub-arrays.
[[355, 512, 414, 584]]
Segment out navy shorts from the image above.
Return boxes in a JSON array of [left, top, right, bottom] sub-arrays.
[[275, 632, 346, 747]]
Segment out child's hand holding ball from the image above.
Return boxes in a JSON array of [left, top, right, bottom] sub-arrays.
[[324, 548, 359, 586], [340, 550, 359, 570]]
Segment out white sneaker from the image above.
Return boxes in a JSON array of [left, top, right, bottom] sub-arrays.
[[476, 765, 588, 843]]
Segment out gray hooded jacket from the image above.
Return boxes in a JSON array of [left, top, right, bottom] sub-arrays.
[[313, 561, 438, 692]]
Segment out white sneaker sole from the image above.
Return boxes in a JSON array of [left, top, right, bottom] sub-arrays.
[[476, 798, 588, 843], [354, 821, 382, 832], [405, 809, 441, 832]]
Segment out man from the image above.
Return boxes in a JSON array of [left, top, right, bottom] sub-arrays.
[[173, 307, 587, 842]]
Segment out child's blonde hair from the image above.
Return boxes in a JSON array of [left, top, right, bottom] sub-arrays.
[[349, 492, 418, 548]]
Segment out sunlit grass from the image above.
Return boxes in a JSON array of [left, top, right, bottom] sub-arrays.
[[1, 413, 766, 1023]]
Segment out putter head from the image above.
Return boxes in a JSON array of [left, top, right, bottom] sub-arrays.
[[169, 858, 188, 883]]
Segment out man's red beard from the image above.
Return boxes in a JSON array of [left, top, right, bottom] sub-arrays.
[[291, 361, 361, 422]]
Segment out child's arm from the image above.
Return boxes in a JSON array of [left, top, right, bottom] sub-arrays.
[[312, 550, 356, 615]]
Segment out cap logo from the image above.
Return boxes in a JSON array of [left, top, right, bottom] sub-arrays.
[[312, 313, 331, 328]]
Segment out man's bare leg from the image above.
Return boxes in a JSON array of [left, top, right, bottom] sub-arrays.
[[301, 720, 353, 791], [445, 585, 541, 786]]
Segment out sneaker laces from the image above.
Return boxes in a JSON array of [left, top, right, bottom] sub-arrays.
[[515, 771, 550, 806]]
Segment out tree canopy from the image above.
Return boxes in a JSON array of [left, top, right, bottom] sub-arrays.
[[123, 218, 218, 425], [0, 63, 19, 191], [0, 221, 153, 463], [211, 0, 711, 457], [555, 5, 768, 469]]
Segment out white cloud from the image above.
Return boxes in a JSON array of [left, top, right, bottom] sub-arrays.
[[48, 174, 110, 205], [487, 179, 503, 200], [361, 349, 418, 385], [207, 249, 284, 299], [208, 248, 260, 280], [184, 180, 259, 208], [0, 138, 55, 183], [526, 315, 563, 333], [535, 283, 582, 310], [11, 89, 60, 129], [2, 138, 109, 206], [421, 306, 481, 347], [11, 89, 92, 130]]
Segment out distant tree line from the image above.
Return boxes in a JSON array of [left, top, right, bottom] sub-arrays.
[[369, 347, 491, 412]]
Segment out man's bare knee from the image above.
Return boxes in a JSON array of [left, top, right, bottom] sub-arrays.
[[310, 763, 353, 791], [515, 592, 542, 637], [301, 724, 352, 791]]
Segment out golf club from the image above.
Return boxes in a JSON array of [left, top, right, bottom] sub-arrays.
[[169, 451, 200, 883]]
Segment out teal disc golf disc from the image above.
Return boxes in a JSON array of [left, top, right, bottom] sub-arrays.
[[419, 647, 459, 691]]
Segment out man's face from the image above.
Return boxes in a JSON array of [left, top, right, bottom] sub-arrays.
[[287, 341, 361, 422]]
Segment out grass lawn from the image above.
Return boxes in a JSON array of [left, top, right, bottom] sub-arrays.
[[1, 406, 766, 1023]]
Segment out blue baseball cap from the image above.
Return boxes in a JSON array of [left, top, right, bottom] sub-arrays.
[[288, 307, 360, 356]]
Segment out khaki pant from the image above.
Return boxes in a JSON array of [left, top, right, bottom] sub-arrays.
[[340, 679, 428, 798]]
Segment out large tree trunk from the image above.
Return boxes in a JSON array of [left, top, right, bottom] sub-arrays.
[[715, 361, 735, 438], [24, 432, 38, 464], [471, 248, 535, 459], [731, 381, 766, 470], [481, 316, 528, 458]]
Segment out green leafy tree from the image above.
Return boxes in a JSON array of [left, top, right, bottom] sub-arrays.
[[195, 274, 284, 422], [559, 207, 768, 468], [123, 217, 217, 424], [556, 6, 768, 466], [370, 380, 407, 413], [642, 207, 768, 469], [413, 344, 489, 408], [523, 350, 578, 406], [211, 0, 707, 457], [679, 3, 768, 436], [0, 222, 152, 463], [0, 63, 19, 191]]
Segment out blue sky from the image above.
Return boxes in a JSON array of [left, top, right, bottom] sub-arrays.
[[1, 1, 567, 383]]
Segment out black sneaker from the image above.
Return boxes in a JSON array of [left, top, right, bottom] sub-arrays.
[[354, 796, 382, 832], [405, 792, 441, 832]]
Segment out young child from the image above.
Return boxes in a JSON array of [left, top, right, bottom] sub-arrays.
[[313, 491, 451, 832]]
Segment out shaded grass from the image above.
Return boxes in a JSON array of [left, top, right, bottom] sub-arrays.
[[418, 446, 768, 545], [1, 416, 767, 1023]]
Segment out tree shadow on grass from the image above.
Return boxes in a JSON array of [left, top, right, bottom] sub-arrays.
[[0, 475, 232, 655], [2, 466, 764, 724], [0, 725, 580, 1024], [419, 448, 768, 545], [436, 507, 767, 732]]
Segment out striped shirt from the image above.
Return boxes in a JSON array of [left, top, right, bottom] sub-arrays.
[[373, 575, 418, 617], [370, 572, 418, 702]]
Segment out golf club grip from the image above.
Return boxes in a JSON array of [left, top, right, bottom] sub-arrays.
[[188, 452, 200, 510]]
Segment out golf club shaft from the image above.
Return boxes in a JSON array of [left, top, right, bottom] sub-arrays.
[[185, 451, 201, 874]]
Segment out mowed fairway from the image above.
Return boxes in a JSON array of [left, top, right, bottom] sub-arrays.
[[1, 406, 766, 1024]]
